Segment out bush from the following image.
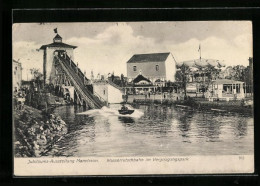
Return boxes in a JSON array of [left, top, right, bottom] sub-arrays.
[[183, 98, 197, 107]]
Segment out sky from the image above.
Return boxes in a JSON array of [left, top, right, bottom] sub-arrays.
[[12, 21, 252, 80]]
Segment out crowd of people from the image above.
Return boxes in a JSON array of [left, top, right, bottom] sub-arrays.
[[13, 88, 28, 110]]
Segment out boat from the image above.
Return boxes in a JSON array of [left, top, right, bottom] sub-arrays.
[[118, 105, 135, 115], [211, 108, 226, 112], [176, 104, 191, 108], [118, 109, 135, 115]]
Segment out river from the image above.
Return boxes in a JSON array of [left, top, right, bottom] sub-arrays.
[[49, 104, 254, 157]]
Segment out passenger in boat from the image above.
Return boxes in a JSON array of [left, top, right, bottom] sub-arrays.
[[121, 105, 128, 110], [125, 94, 128, 103]]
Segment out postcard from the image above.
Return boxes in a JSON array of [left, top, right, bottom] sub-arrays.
[[13, 21, 254, 176]]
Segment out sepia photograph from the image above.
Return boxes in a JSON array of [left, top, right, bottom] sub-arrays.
[[12, 21, 254, 175]]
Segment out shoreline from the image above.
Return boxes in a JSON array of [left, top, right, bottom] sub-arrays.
[[130, 98, 253, 114]]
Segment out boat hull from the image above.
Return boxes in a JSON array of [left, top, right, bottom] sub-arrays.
[[118, 110, 135, 115]]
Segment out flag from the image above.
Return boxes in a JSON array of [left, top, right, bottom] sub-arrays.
[[198, 44, 201, 52], [54, 28, 58, 33]]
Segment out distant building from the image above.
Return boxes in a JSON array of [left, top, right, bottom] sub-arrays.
[[13, 59, 22, 91], [248, 57, 253, 85], [177, 58, 225, 93], [21, 80, 32, 89], [177, 58, 225, 83], [126, 52, 177, 83], [207, 79, 245, 100], [242, 57, 254, 95], [125, 74, 157, 94], [39, 34, 77, 84]]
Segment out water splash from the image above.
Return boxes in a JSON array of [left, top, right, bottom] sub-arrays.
[[77, 104, 144, 118]]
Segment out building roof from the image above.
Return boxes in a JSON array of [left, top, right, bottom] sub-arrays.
[[177, 58, 225, 68], [93, 80, 123, 90], [127, 52, 170, 63], [213, 79, 244, 84], [133, 74, 151, 83], [40, 42, 77, 50]]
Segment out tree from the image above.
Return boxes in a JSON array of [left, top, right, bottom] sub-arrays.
[[243, 66, 251, 84], [175, 64, 190, 97], [201, 65, 221, 97], [222, 65, 246, 81], [232, 65, 246, 81], [30, 68, 43, 90]]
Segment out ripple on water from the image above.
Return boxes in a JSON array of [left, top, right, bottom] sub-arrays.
[[51, 104, 254, 157]]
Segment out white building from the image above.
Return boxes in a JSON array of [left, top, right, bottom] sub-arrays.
[[127, 52, 177, 83], [13, 59, 22, 91], [92, 80, 124, 104], [207, 79, 245, 101]]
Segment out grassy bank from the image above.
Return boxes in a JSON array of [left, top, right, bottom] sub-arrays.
[[14, 105, 67, 157], [28, 93, 68, 109]]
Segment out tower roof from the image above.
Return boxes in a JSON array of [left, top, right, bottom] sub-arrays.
[[39, 34, 77, 50], [54, 34, 62, 40], [39, 42, 77, 50]]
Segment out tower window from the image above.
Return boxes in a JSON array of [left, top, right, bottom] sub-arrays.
[[103, 89, 106, 95], [133, 66, 137, 71], [156, 65, 159, 71]]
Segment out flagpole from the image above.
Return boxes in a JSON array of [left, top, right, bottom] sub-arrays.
[[199, 44, 201, 61]]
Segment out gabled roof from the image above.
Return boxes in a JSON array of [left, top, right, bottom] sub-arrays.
[[127, 52, 170, 63], [54, 34, 62, 39], [133, 74, 151, 83], [40, 42, 77, 50]]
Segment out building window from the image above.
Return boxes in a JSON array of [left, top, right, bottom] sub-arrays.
[[133, 66, 137, 71], [103, 89, 106, 95], [156, 65, 159, 71], [14, 71, 16, 75], [15, 67, 17, 70]]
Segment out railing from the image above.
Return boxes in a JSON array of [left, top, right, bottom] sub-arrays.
[[62, 59, 104, 108], [57, 57, 97, 107], [54, 53, 105, 108], [107, 80, 123, 91], [63, 54, 88, 85], [93, 91, 107, 105], [62, 57, 104, 108]]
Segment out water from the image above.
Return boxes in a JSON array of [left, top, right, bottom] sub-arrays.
[[49, 104, 254, 157]]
